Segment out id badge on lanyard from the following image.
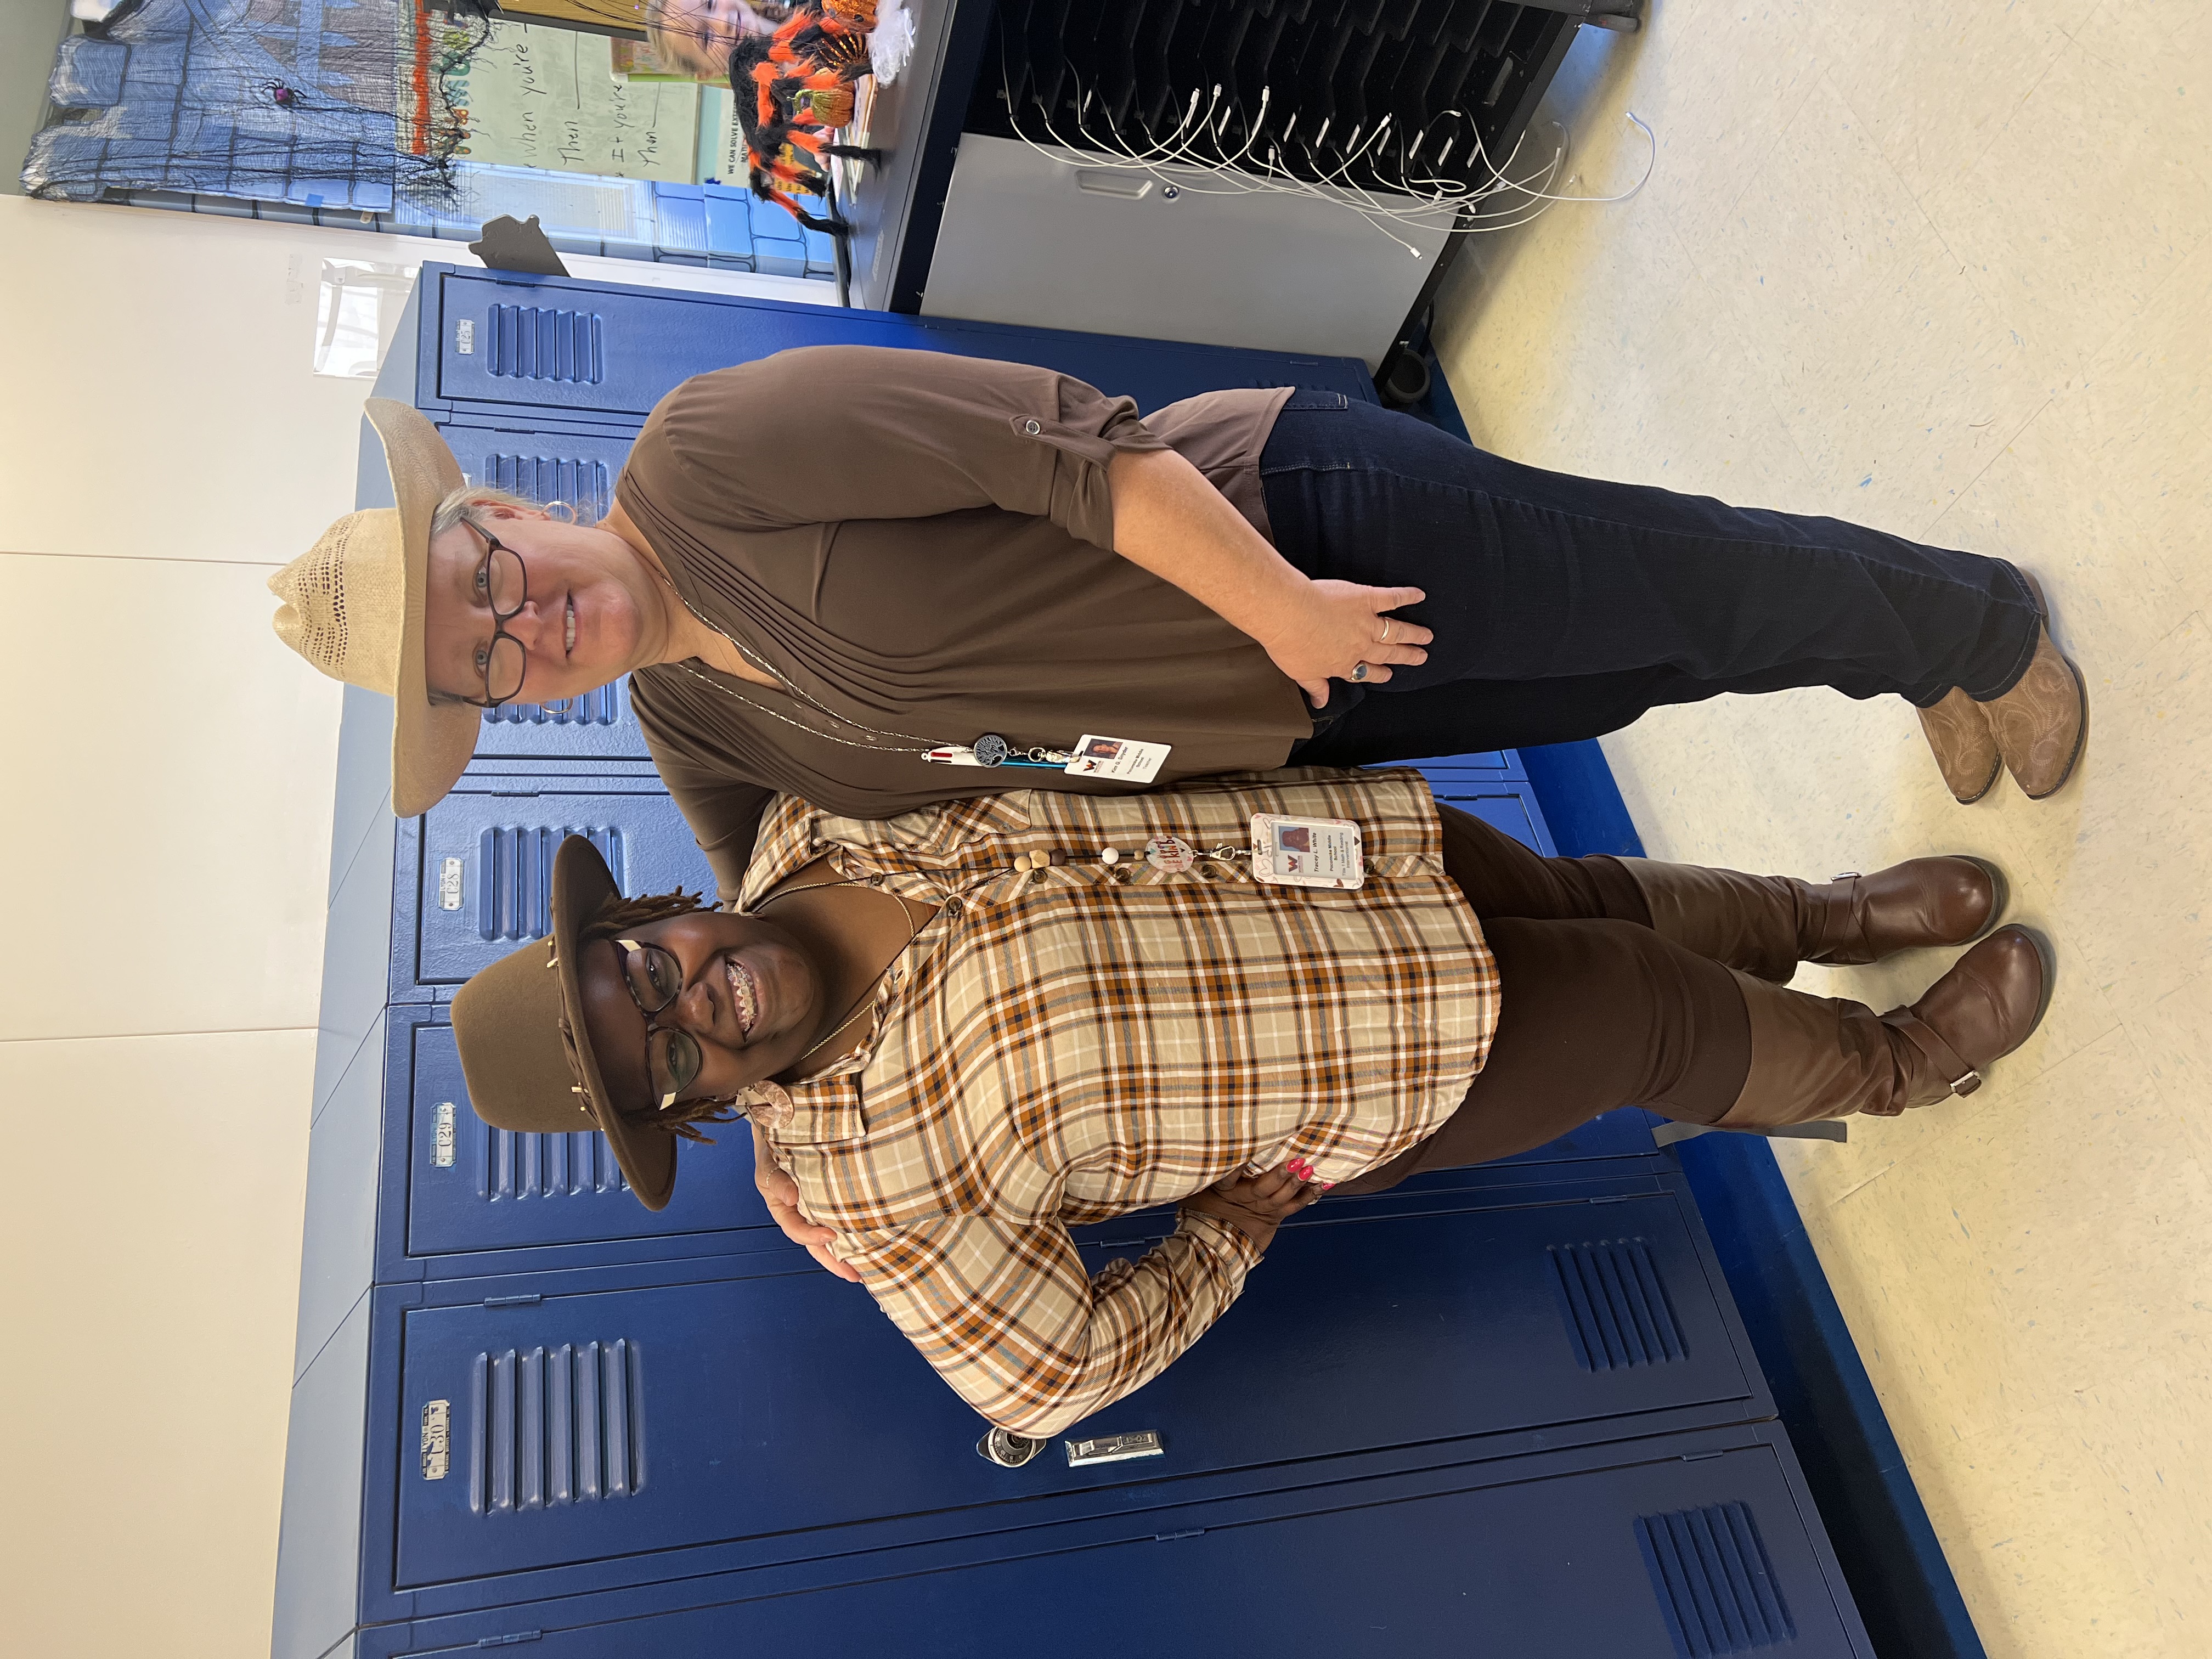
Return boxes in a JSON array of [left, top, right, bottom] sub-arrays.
[[926, 732, 1171, 786], [1249, 813, 1365, 890]]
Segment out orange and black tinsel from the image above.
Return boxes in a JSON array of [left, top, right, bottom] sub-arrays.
[[728, 0, 883, 234]]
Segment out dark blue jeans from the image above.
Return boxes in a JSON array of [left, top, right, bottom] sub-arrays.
[[1265, 393, 2042, 766]]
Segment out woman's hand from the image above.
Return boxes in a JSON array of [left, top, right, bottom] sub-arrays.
[[1104, 449, 1432, 707], [753, 1121, 861, 1283], [1260, 580, 1433, 708], [1180, 1161, 1325, 1255]]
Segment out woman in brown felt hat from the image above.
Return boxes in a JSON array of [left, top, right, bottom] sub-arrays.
[[270, 353, 2086, 852], [448, 770, 2051, 1437]]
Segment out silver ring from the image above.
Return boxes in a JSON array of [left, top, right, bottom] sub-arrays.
[[1380, 619, 1393, 644], [1350, 662, 1370, 682]]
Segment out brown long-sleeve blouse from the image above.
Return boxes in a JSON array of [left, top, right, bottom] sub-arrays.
[[617, 345, 1307, 898]]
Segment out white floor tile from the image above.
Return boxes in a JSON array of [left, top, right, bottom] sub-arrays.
[[1436, 2, 2212, 1650], [0, 1029, 314, 1659]]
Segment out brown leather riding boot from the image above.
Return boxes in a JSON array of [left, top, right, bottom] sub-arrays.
[[1977, 572, 2087, 800], [1623, 855, 2006, 983], [1712, 927, 2053, 1129]]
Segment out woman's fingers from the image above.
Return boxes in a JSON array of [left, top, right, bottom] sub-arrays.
[[758, 1164, 801, 1206], [1368, 584, 1427, 613], [807, 1240, 863, 1283], [763, 1188, 836, 1245], [1378, 617, 1435, 647]]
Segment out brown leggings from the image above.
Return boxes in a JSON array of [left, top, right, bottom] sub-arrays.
[[1334, 805, 1752, 1195]]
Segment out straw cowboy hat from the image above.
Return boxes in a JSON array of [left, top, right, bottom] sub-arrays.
[[269, 399, 481, 817], [451, 836, 682, 1210]]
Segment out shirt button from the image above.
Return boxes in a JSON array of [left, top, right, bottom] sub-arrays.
[[1022, 418, 1042, 436]]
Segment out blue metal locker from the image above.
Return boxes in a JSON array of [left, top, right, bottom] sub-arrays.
[[430, 418, 634, 526], [357, 1426, 1870, 1658], [390, 1015, 780, 1272], [346, 1169, 1771, 1621], [1414, 748, 1561, 857], [417, 266, 1380, 428], [391, 772, 714, 1003], [467, 682, 652, 765]]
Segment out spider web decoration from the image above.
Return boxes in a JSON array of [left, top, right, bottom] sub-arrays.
[[21, 0, 492, 211]]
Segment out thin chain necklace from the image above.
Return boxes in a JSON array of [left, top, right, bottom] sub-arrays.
[[753, 878, 924, 1067], [652, 568, 941, 757]]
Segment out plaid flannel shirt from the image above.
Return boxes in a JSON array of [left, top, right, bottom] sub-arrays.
[[736, 768, 1499, 1434]]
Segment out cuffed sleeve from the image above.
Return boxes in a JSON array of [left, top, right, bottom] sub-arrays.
[[843, 1207, 1258, 1435], [623, 345, 1169, 552]]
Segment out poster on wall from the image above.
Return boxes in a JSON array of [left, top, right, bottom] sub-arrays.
[[441, 22, 699, 183]]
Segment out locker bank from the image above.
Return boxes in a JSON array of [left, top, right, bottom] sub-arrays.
[[271, 265, 1876, 1658]]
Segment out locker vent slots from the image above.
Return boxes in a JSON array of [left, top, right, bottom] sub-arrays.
[[1635, 1502, 1795, 1656], [473, 451, 614, 525], [481, 685, 627, 729], [477, 1124, 633, 1202], [964, 1, 1571, 202], [478, 826, 625, 941], [487, 304, 606, 385], [1547, 1238, 1685, 1371], [471, 1340, 647, 1514]]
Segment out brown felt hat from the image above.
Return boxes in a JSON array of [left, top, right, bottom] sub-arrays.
[[268, 399, 482, 818], [450, 836, 679, 1210]]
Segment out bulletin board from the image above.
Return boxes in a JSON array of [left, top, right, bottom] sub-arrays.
[[447, 22, 699, 183]]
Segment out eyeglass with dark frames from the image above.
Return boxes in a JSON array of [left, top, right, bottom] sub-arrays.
[[614, 938, 705, 1107], [459, 520, 532, 709]]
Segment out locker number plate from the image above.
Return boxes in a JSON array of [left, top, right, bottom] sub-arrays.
[[433, 1102, 457, 1169], [421, 1399, 452, 1480], [1065, 1431, 1163, 1467], [455, 318, 476, 355], [439, 856, 465, 911]]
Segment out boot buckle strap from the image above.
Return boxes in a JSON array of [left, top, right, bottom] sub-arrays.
[[1885, 1008, 1982, 1098]]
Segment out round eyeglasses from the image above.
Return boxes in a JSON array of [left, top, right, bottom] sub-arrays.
[[615, 938, 704, 1107], [461, 521, 531, 709]]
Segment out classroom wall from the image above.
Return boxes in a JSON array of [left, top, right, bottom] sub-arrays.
[[0, 191, 828, 1658]]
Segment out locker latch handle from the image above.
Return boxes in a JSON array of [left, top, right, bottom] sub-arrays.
[[1065, 1430, 1164, 1467]]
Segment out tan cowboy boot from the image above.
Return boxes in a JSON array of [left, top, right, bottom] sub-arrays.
[[1918, 689, 2003, 804], [1710, 927, 2052, 1130], [1622, 855, 2005, 984], [1977, 572, 2087, 800]]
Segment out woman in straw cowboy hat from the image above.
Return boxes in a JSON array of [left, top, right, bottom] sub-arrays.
[[447, 774, 2049, 1436], [271, 348, 2086, 876]]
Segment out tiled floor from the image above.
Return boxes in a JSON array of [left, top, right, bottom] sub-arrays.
[[1432, 4, 2210, 1655]]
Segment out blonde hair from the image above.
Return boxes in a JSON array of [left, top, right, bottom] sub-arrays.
[[431, 482, 546, 538]]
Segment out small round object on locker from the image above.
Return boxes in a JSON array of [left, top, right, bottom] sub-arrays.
[[977, 1426, 1046, 1468], [1145, 834, 1198, 874]]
